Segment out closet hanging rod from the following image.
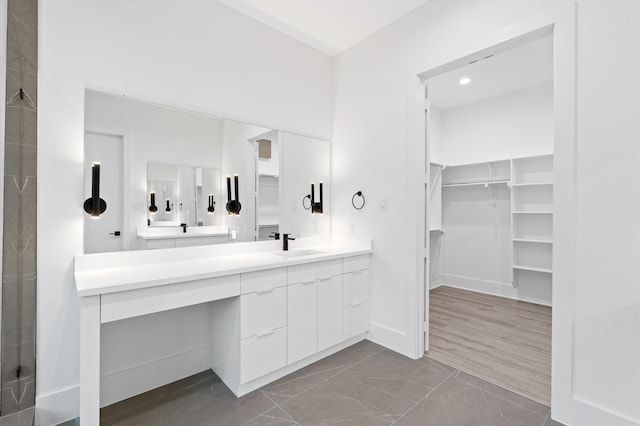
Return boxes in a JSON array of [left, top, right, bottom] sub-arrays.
[[442, 180, 510, 188]]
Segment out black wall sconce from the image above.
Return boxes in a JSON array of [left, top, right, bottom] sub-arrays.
[[84, 162, 107, 218], [226, 174, 242, 216], [207, 194, 216, 214], [310, 182, 323, 215], [149, 192, 158, 213]]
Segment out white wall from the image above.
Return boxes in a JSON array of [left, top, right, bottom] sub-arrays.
[[85, 90, 224, 249], [437, 83, 553, 165], [331, 0, 640, 425], [37, 0, 332, 423]]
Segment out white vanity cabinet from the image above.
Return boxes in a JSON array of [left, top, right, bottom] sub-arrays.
[[286, 259, 342, 364], [342, 255, 371, 339], [239, 268, 288, 383], [144, 235, 229, 249]]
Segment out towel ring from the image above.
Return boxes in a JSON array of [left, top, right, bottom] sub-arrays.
[[352, 191, 365, 210]]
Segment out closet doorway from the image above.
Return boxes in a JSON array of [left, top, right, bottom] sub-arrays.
[[421, 32, 554, 406]]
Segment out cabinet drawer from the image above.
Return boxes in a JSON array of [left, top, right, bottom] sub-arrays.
[[343, 254, 370, 273], [240, 326, 287, 384], [240, 286, 286, 339], [287, 259, 342, 284], [344, 300, 370, 339], [241, 267, 287, 294], [343, 269, 370, 307]]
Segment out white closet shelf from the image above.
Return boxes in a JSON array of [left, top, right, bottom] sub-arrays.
[[429, 228, 444, 234], [512, 211, 553, 214], [442, 180, 510, 188], [513, 238, 553, 244], [258, 173, 279, 179], [513, 265, 553, 274], [511, 182, 553, 187]]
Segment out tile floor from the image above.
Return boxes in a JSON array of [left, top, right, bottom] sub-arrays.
[[80, 340, 565, 426]]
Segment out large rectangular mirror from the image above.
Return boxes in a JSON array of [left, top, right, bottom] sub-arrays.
[[83, 89, 330, 253]]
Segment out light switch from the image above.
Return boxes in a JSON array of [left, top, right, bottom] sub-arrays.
[[379, 197, 388, 212]]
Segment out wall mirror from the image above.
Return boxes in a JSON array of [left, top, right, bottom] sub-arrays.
[[83, 89, 330, 253], [147, 163, 221, 227]]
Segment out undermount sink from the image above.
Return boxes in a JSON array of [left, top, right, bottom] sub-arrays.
[[274, 249, 325, 258]]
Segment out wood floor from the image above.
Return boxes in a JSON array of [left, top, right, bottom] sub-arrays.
[[425, 286, 551, 406]]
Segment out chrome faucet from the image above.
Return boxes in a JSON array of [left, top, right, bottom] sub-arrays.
[[282, 233, 295, 251]]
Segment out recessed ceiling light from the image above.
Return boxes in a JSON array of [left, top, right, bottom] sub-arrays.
[[459, 77, 471, 85]]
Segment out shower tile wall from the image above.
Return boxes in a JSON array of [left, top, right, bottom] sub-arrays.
[[1, 0, 37, 416]]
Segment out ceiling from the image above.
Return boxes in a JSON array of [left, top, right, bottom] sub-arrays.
[[217, 0, 432, 56], [428, 35, 553, 110]]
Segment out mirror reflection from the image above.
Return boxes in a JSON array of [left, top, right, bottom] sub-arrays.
[[147, 163, 221, 227], [83, 90, 330, 253]]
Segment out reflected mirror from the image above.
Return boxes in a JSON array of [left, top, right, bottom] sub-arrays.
[[83, 89, 330, 253], [147, 163, 221, 227]]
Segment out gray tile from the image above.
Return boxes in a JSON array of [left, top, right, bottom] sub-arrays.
[[543, 413, 566, 426], [280, 350, 453, 425], [453, 370, 550, 416], [54, 418, 78, 426], [263, 340, 383, 403], [101, 371, 276, 426], [242, 406, 297, 425], [394, 375, 547, 426]]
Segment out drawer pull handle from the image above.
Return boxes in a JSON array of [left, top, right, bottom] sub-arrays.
[[351, 300, 366, 307], [351, 269, 364, 275], [257, 329, 275, 337], [318, 276, 332, 281], [256, 288, 274, 295], [302, 280, 315, 286]]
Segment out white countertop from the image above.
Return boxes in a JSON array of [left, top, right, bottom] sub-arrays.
[[74, 237, 372, 297], [136, 225, 229, 239]]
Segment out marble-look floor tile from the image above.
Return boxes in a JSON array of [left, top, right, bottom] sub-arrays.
[[543, 413, 566, 426], [280, 349, 453, 425], [242, 406, 297, 425], [263, 340, 384, 404], [101, 371, 275, 426], [453, 370, 550, 416], [394, 375, 547, 426]]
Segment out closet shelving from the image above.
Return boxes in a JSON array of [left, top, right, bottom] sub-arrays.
[[511, 154, 553, 294], [432, 154, 553, 305]]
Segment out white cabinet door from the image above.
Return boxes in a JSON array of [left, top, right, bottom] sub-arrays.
[[317, 275, 343, 351], [287, 281, 318, 364]]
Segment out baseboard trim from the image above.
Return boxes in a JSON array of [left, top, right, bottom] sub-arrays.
[[101, 345, 210, 406], [35, 385, 78, 426], [367, 321, 412, 358], [442, 274, 519, 299]]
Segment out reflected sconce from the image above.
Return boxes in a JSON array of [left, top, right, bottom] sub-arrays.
[[149, 192, 158, 213], [83, 162, 107, 218], [226, 174, 242, 216], [310, 182, 323, 215], [165, 199, 172, 212], [207, 194, 216, 214]]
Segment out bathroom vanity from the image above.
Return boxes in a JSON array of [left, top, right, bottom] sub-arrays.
[[74, 237, 371, 426]]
